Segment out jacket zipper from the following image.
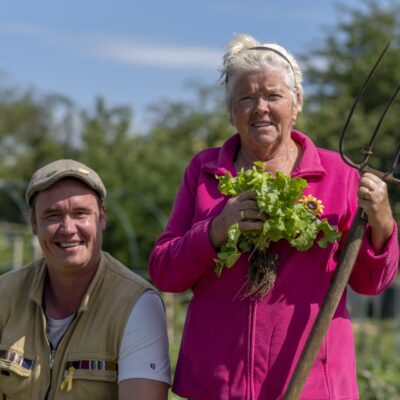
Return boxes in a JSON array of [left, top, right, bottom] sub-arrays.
[[247, 299, 257, 400]]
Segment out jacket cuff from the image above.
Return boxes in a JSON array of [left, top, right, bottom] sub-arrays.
[[361, 221, 399, 268], [190, 218, 219, 266]]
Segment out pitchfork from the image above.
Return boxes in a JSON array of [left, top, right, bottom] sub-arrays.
[[283, 43, 400, 399]]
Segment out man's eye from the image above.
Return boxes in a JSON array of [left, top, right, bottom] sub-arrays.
[[44, 214, 61, 221], [75, 211, 89, 218]]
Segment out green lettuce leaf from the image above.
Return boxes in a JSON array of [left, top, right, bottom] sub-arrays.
[[214, 164, 342, 276]]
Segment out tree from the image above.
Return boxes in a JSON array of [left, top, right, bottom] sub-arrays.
[[79, 97, 146, 269], [297, 0, 400, 221], [78, 87, 233, 272], [144, 83, 231, 210], [0, 79, 78, 224]]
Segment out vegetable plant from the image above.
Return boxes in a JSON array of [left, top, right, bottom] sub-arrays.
[[214, 162, 342, 297]]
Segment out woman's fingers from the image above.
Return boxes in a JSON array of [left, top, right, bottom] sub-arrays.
[[237, 190, 257, 201], [239, 208, 266, 222], [358, 173, 390, 218], [210, 191, 265, 248], [358, 172, 394, 251]]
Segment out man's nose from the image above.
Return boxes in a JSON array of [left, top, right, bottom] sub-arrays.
[[59, 216, 75, 234]]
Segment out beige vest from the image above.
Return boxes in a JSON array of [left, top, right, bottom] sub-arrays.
[[0, 251, 154, 400]]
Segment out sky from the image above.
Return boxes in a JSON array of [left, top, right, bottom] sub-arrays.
[[0, 0, 369, 129]]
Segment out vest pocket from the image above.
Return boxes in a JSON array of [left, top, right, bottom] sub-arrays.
[[0, 347, 34, 400], [62, 354, 118, 400]]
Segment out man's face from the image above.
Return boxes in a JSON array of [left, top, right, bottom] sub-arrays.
[[31, 179, 106, 274]]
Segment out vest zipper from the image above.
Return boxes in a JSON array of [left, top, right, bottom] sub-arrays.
[[44, 313, 79, 399], [39, 304, 54, 400], [44, 343, 55, 400], [49, 348, 56, 370]]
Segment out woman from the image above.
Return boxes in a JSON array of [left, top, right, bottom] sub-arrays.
[[149, 34, 399, 400]]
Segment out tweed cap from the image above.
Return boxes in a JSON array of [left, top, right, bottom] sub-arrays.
[[26, 159, 107, 206]]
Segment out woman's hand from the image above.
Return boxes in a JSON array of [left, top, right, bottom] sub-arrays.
[[209, 190, 265, 249], [358, 172, 394, 252]]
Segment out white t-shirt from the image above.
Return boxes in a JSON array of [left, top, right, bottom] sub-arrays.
[[46, 290, 170, 385]]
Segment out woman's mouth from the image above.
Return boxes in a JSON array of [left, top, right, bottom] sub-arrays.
[[252, 120, 273, 127]]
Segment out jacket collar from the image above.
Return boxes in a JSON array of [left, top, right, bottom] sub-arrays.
[[77, 253, 106, 312], [291, 130, 327, 179], [202, 134, 240, 176], [30, 258, 47, 306]]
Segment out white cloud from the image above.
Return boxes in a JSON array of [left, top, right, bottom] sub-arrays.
[[0, 22, 221, 70], [86, 35, 221, 69]]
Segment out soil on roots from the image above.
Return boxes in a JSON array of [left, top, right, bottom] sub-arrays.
[[244, 249, 278, 299]]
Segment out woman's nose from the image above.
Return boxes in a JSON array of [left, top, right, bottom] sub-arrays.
[[254, 96, 269, 114]]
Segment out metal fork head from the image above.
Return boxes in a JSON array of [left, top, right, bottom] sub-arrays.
[[339, 42, 400, 185]]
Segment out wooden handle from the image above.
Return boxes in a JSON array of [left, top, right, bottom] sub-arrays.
[[283, 208, 367, 400]]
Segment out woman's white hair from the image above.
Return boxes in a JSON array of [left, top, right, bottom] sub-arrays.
[[220, 33, 304, 113]]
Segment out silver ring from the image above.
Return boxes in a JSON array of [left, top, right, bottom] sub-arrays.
[[362, 190, 373, 201], [240, 210, 245, 221]]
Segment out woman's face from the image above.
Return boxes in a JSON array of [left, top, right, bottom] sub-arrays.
[[230, 67, 298, 157]]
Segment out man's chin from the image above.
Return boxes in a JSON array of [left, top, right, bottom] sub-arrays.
[[48, 257, 89, 272]]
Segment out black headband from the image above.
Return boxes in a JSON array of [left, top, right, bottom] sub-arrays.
[[225, 45, 297, 86], [248, 46, 297, 79]]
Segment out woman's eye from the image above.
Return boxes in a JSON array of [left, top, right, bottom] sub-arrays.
[[268, 93, 281, 100], [239, 96, 252, 102]]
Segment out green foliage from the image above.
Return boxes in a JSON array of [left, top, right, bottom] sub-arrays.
[[0, 222, 37, 273], [0, 82, 232, 274], [0, 230, 12, 273], [214, 164, 341, 277], [78, 89, 231, 271], [0, 83, 78, 225], [358, 358, 400, 399], [355, 319, 400, 399]]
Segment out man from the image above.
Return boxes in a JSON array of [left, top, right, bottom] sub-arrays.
[[0, 159, 170, 399]]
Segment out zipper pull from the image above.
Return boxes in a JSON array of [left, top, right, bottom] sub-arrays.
[[49, 349, 56, 369], [60, 366, 75, 392]]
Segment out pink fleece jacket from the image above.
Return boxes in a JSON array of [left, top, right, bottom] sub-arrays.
[[149, 131, 399, 400]]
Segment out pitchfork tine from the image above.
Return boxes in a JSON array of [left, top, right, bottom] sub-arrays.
[[360, 84, 400, 168], [339, 42, 391, 168], [390, 144, 400, 174]]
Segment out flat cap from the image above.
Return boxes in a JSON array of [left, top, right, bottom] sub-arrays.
[[26, 159, 107, 206]]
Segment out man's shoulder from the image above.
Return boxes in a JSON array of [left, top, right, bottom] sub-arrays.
[[101, 252, 156, 292], [0, 259, 44, 296]]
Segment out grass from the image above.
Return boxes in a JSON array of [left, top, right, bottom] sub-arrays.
[[354, 318, 400, 399]]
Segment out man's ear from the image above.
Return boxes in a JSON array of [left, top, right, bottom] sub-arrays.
[[31, 211, 37, 236], [100, 205, 107, 231]]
